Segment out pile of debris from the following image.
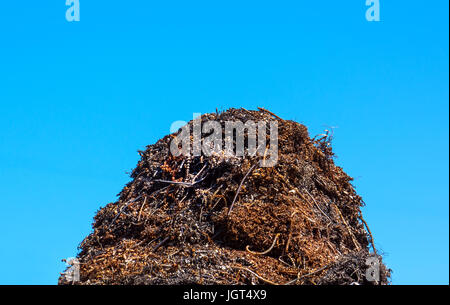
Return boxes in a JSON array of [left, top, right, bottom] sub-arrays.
[[59, 108, 390, 285]]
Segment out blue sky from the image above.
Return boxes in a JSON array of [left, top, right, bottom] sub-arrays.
[[0, 1, 448, 284]]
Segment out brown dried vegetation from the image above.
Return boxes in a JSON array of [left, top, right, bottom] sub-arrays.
[[59, 108, 390, 285]]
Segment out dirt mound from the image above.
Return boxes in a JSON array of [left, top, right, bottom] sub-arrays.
[[59, 108, 390, 285]]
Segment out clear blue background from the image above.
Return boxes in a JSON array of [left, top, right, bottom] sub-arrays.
[[0, 1, 448, 284]]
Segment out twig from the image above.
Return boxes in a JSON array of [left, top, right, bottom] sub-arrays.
[[96, 235, 104, 250], [359, 213, 377, 255], [109, 195, 142, 228], [246, 233, 280, 255], [228, 163, 257, 216], [153, 175, 207, 187], [283, 264, 330, 285], [278, 256, 295, 268], [137, 196, 147, 222], [152, 236, 170, 251], [257, 107, 283, 121], [149, 185, 171, 198], [192, 163, 208, 182], [131, 237, 155, 249], [333, 202, 361, 251], [131, 187, 170, 225], [240, 107, 254, 116], [285, 211, 297, 252], [304, 189, 333, 223], [232, 266, 279, 285]]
